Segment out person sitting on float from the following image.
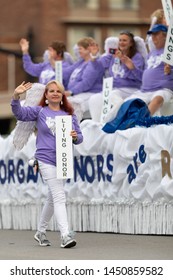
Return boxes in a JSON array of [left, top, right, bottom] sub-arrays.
[[88, 31, 147, 122]]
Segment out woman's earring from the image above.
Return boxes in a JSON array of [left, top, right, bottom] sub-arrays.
[[45, 99, 49, 104], [61, 100, 63, 105]]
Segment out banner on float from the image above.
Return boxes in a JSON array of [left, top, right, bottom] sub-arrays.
[[163, 13, 173, 65], [100, 77, 113, 124], [55, 115, 73, 179], [161, 0, 173, 24], [1, 123, 173, 202], [55, 61, 62, 84]]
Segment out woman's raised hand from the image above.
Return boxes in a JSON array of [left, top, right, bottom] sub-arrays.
[[19, 38, 29, 54], [13, 81, 32, 100], [89, 43, 100, 60]]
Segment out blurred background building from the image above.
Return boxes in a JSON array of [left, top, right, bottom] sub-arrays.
[[0, 0, 164, 134]]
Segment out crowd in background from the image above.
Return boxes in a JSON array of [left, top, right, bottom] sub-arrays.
[[18, 8, 173, 125]]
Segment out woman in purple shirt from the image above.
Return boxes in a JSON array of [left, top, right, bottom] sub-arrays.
[[63, 37, 104, 120], [19, 39, 73, 85], [89, 31, 147, 122], [125, 24, 173, 116], [64, 37, 103, 96], [11, 80, 83, 248]]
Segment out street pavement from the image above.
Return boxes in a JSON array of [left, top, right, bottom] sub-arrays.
[[0, 229, 173, 260]]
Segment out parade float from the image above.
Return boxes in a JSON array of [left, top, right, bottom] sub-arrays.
[[1, 112, 173, 235]]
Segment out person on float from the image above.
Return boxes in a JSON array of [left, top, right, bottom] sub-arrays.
[[19, 38, 73, 85], [62, 37, 104, 121], [88, 31, 147, 122], [124, 24, 173, 116], [11, 80, 83, 248]]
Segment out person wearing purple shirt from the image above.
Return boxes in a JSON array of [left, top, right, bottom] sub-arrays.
[[63, 58, 104, 94], [98, 47, 144, 90], [64, 37, 104, 95], [19, 39, 73, 85], [11, 80, 83, 248], [125, 24, 173, 116], [88, 31, 146, 122], [141, 48, 173, 92], [63, 37, 104, 121]]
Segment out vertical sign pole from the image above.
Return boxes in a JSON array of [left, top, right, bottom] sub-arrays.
[[100, 77, 113, 124], [161, 0, 173, 25], [55, 61, 63, 84], [55, 115, 73, 179], [163, 14, 173, 65]]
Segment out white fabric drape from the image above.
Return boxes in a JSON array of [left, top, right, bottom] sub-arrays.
[[1, 121, 173, 234]]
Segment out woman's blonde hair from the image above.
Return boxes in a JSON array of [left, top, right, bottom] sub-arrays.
[[77, 37, 96, 49], [45, 80, 65, 94]]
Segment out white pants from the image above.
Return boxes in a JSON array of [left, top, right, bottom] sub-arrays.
[[109, 87, 137, 104], [124, 88, 173, 116], [125, 88, 173, 104], [38, 160, 69, 237]]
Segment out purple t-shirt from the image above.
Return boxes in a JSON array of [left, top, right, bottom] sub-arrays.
[[95, 53, 145, 89], [141, 48, 173, 92], [63, 59, 104, 94], [11, 99, 83, 166], [23, 54, 71, 85]]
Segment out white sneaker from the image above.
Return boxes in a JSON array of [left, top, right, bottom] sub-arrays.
[[34, 231, 51, 246], [61, 232, 76, 248]]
